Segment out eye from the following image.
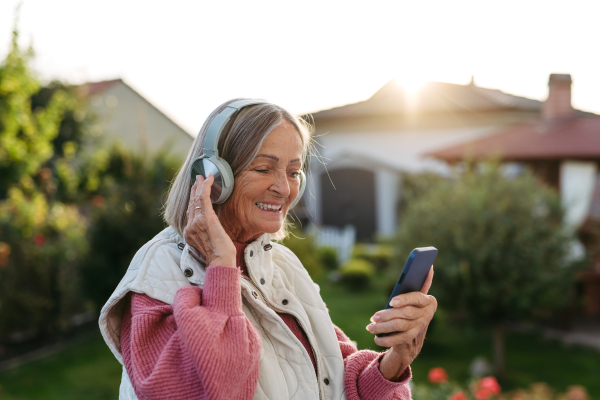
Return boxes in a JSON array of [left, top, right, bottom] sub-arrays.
[[289, 171, 300, 178]]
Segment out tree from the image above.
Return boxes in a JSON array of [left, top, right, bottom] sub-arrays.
[[395, 164, 577, 377], [80, 146, 179, 311], [0, 27, 90, 342]]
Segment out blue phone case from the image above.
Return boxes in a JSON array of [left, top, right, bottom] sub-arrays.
[[375, 247, 437, 338]]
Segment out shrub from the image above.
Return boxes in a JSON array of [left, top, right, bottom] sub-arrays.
[[413, 368, 590, 400], [80, 146, 179, 311], [316, 246, 338, 271], [339, 258, 375, 290], [0, 30, 90, 342], [0, 192, 88, 342], [352, 243, 393, 272], [280, 229, 322, 279], [396, 163, 577, 376]]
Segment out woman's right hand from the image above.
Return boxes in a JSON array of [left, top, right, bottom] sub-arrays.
[[184, 174, 236, 268]]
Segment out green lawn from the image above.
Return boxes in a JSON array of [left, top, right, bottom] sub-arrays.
[[0, 333, 122, 400], [318, 277, 600, 396], [0, 277, 598, 399]]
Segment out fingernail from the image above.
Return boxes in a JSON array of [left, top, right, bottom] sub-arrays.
[[366, 323, 374, 332], [371, 314, 380, 323], [196, 175, 200, 183], [390, 300, 399, 307]]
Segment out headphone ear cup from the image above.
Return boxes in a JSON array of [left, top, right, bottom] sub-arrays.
[[190, 158, 206, 182], [290, 170, 306, 209], [210, 156, 235, 204]]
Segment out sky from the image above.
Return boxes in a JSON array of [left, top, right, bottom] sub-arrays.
[[1, 0, 599, 135]]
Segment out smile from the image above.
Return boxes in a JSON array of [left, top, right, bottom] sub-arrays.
[[256, 202, 282, 212]]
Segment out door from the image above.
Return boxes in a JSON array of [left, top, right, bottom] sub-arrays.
[[321, 168, 376, 241]]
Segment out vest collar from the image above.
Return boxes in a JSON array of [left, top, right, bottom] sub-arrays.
[[178, 233, 272, 288]]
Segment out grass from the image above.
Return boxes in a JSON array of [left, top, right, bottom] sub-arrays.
[[0, 276, 598, 399], [318, 277, 600, 397], [0, 333, 122, 400]]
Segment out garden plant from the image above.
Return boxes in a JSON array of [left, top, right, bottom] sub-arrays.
[[396, 165, 578, 377]]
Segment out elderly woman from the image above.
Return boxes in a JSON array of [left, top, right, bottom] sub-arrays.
[[99, 99, 437, 400]]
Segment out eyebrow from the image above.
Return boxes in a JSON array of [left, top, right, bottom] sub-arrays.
[[256, 154, 301, 164]]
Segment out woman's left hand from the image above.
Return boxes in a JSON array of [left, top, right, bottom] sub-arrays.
[[367, 267, 437, 381]]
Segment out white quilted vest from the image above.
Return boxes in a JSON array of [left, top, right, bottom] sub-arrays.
[[99, 227, 347, 400]]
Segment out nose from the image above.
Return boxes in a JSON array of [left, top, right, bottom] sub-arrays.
[[270, 170, 291, 198]]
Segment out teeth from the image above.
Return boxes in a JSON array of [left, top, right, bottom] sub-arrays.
[[256, 202, 282, 211]]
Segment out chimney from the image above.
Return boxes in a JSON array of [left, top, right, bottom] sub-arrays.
[[542, 73, 574, 120]]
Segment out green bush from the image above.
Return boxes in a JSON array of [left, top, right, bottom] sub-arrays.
[[352, 243, 393, 272], [0, 191, 89, 341], [280, 229, 322, 279], [411, 368, 590, 400], [0, 30, 91, 342], [396, 163, 577, 376], [316, 246, 338, 271], [339, 258, 375, 290], [80, 146, 179, 312]]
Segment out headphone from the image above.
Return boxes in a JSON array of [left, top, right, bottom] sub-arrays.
[[190, 99, 306, 208]]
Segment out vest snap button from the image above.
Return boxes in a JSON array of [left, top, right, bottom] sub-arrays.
[[184, 268, 193, 278], [177, 243, 185, 250], [282, 299, 288, 305], [250, 250, 254, 257], [252, 291, 258, 299], [263, 244, 272, 251], [260, 278, 265, 285], [324, 378, 329, 385]]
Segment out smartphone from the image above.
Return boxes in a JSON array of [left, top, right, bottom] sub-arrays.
[[375, 246, 437, 338]]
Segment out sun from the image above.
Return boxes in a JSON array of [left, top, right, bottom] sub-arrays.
[[394, 72, 429, 98]]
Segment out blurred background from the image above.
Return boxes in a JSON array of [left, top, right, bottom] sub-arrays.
[[0, 1, 599, 399]]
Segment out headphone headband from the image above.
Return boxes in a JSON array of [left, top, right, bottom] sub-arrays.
[[192, 98, 305, 208], [203, 99, 268, 158]]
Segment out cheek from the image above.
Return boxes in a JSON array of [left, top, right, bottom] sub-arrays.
[[225, 175, 261, 218]]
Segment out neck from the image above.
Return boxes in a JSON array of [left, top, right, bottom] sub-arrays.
[[224, 225, 263, 244], [217, 208, 262, 243]]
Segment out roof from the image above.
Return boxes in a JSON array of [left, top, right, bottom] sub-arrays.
[[78, 79, 122, 97], [76, 78, 193, 138], [428, 116, 600, 161], [310, 78, 543, 120]]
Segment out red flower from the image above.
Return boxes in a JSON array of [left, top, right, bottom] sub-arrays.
[[428, 367, 449, 383], [0, 242, 10, 267], [449, 391, 469, 400], [92, 195, 104, 207], [474, 376, 501, 399], [33, 234, 46, 246]]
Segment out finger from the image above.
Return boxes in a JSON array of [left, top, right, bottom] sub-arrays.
[[390, 291, 432, 309], [421, 266, 434, 294], [189, 176, 199, 199], [374, 328, 418, 348], [187, 178, 200, 216], [367, 318, 415, 335], [197, 174, 214, 209], [189, 175, 201, 206], [372, 305, 426, 323], [195, 174, 205, 198]]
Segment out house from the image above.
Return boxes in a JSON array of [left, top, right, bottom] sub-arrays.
[[429, 74, 600, 316], [304, 77, 546, 241], [78, 79, 193, 159]]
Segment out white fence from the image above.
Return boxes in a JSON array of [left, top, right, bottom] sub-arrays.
[[309, 224, 356, 264]]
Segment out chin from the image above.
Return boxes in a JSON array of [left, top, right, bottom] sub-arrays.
[[257, 221, 284, 235]]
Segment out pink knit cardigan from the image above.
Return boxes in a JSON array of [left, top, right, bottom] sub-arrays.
[[120, 263, 412, 399]]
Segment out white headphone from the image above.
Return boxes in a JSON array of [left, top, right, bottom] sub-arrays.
[[190, 99, 306, 207]]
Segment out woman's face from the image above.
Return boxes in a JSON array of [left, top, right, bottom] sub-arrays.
[[218, 119, 303, 243]]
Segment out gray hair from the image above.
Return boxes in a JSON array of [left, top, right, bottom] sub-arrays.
[[164, 98, 312, 240]]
